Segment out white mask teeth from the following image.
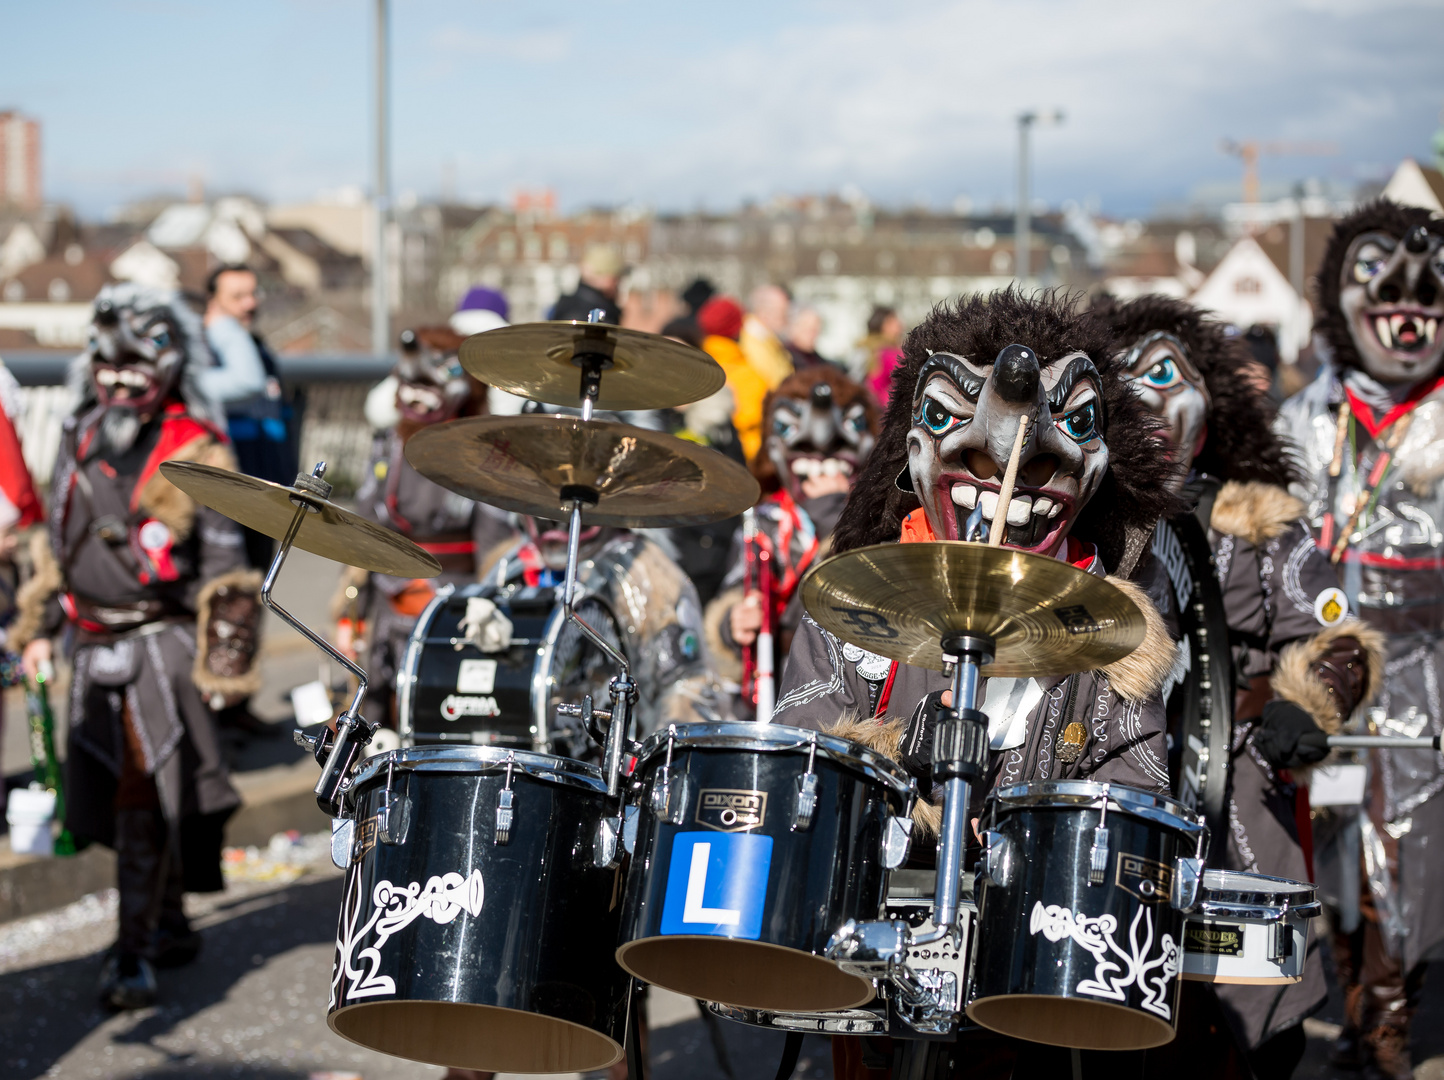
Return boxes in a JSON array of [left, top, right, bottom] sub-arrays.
[[950, 482, 978, 509], [1427, 318, 1439, 345], [821, 458, 841, 477], [1376, 316, 1393, 348], [1005, 495, 1033, 526], [790, 458, 810, 476], [1048, 502, 1062, 518], [1032, 496, 1053, 517], [978, 490, 999, 520]]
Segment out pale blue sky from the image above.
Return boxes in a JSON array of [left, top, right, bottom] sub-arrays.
[[4, 0, 1442, 218]]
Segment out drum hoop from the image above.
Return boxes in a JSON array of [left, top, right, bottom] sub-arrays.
[[1196, 869, 1319, 914], [397, 583, 457, 745], [632, 722, 913, 798], [988, 779, 1204, 834], [350, 745, 606, 793]]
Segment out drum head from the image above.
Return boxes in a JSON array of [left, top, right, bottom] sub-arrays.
[[966, 993, 1177, 1051], [616, 936, 875, 1012], [329, 1000, 624, 1073]]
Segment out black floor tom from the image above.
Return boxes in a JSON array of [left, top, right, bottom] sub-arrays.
[[969, 780, 1206, 1051], [328, 746, 631, 1073]]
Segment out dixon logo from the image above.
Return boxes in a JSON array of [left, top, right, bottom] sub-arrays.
[[695, 789, 767, 832], [441, 694, 501, 721]]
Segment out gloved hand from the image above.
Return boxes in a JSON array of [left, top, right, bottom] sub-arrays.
[[1252, 699, 1330, 769], [899, 690, 948, 785]]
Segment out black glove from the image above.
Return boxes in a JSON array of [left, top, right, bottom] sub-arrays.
[[899, 691, 948, 785], [1252, 700, 1330, 769]]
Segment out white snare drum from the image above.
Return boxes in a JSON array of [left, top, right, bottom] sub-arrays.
[[1181, 870, 1320, 985]]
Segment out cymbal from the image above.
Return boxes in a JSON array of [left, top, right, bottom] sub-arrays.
[[404, 415, 760, 527], [459, 321, 726, 411], [158, 461, 443, 579], [800, 541, 1146, 678]]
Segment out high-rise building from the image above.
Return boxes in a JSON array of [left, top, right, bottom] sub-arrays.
[[0, 112, 42, 210]]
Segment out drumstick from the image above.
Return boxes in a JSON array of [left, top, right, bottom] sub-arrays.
[[988, 417, 1031, 547]]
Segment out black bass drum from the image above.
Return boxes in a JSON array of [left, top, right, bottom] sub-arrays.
[[969, 781, 1206, 1051], [617, 723, 913, 1013], [397, 581, 623, 758], [1152, 514, 1233, 849], [328, 747, 631, 1073]]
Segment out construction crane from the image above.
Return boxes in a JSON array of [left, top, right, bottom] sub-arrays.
[[1220, 139, 1340, 203]]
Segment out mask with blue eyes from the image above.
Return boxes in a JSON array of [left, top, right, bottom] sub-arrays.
[[904, 345, 1111, 555], [762, 369, 878, 503], [1338, 224, 1444, 386], [87, 297, 187, 418], [1122, 330, 1209, 486]]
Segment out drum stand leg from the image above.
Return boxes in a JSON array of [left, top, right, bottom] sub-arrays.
[[270, 463, 378, 814]]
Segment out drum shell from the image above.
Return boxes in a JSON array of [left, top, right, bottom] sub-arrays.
[[328, 749, 630, 1073], [618, 725, 907, 1012], [970, 787, 1195, 1051], [1182, 871, 1318, 984]]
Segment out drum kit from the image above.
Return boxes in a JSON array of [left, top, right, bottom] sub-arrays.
[[161, 311, 1324, 1075]]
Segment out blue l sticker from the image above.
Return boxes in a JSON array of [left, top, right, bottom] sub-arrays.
[[660, 831, 772, 940]]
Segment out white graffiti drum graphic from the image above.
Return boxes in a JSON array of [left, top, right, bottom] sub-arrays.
[[1028, 900, 1180, 1020], [332, 868, 485, 1005]]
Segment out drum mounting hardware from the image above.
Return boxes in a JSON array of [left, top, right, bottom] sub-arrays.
[[1089, 783, 1111, 885], [648, 726, 688, 824], [882, 815, 914, 870], [792, 733, 820, 831], [377, 760, 411, 846], [495, 754, 517, 846]]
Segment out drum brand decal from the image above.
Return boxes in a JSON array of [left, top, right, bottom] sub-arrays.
[[1184, 922, 1245, 957], [456, 658, 498, 693], [660, 832, 773, 940], [332, 868, 485, 1005], [1115, 854, 1172, 904], [440, 694, 501, 720], [696, 789, 768, 831], [1029, 901, 1180, 1021]]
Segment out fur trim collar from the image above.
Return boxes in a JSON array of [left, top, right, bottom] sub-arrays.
[[1101, 574, 1178, 703], [825, 713, 942, 836], [1209, 480, 1305, 547], [192, 568, 264, 702], [1269, 618, 1386, 738], [137, 436, 236, 542], [10, 529, 62, 652]]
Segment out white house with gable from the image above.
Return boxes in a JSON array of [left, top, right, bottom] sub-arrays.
[[1189, 235, 1312, 363]]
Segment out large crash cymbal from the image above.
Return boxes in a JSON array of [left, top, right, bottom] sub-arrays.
[[459, 321, 726, 411], [405, 415, 760, 527], [800, 541, 1146, 678], [158, 461, 442, 579]]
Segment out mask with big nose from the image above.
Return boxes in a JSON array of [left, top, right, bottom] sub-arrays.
[[904, 343, 1109, 556], [1340, 222, 1444, 386]]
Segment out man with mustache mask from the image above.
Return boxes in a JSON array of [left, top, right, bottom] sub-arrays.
[[336, 327, 515, 733], [1099, 295, 1383, 1079], [14, 284, 258, 1010], [704, 366, 878, 719], [1280, 200, 1444, 1080]]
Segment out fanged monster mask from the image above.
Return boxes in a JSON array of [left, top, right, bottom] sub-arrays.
[[394, 327, 475, 426], [760, 367, 878, 502], [906, 344, 1108, 555], [1319, 200, 1444, 387]]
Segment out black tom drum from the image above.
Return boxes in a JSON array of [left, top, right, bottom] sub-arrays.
[[328, 746, 631, 1073], [617, 723, 913, 1013]]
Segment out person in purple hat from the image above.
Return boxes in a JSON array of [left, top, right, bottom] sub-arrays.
[[450, 286, 510, 337]]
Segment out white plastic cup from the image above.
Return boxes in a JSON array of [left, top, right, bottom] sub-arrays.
[[6, 786, 57, 857]]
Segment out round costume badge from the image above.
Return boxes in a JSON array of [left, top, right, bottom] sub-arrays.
[[1314, 587, 1348, 626], [842, 642, 892, 682], [138, 519, 171, 549]]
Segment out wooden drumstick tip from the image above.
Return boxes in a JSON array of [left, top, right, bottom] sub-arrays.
[[988, 418, 1031, 547]]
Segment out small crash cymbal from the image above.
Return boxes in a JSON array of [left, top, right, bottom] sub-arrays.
[[800, 541, 1146, 678], [405, 415, 760, 527], [158, 461, 442, 579], [459, 321, 726, 411]]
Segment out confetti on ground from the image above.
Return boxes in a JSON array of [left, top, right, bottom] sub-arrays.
[[223, 830, 335, 884]]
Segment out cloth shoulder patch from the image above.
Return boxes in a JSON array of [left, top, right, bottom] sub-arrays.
[[1314, 587, 1348, 626]]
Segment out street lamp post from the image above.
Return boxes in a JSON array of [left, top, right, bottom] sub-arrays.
[[1015, 109, 1064, 284], [372, 0, 391, 357]]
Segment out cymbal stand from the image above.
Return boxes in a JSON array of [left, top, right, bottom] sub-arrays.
[[826, 632, 993, 1034], [271, 463, 377, 814], [550, 310, 637, 864]]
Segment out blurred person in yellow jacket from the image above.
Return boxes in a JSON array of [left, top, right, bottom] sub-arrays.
[[740, 283, 794, 388], [698, 295, 770, 460]]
